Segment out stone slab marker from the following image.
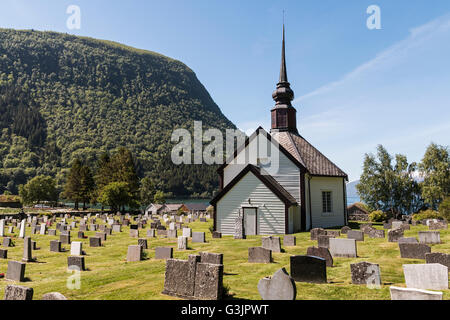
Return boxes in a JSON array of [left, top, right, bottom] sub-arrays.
[[68, 256, 85, 271], [192, 232, 206, 243], [193, 262, 224, 300], [329, 238, 357, 258], [283, 235, 296, 246], [262, 236, 281, 253], [425, 252, 450, 269], [368, 229, 385, 239], [398, 237, 418, 244], [178, 236, 188, 250], [42, 292, 68, 300], [234, 214, 245, 239], [4, 285, 33, 300], [248, 247, 272, 263], [22, 237, 33, 262], [40, 223, 47, 235], [147, 229, 156, 237], [347, 230, 364, 242], [403, 263, 448, 290], [155, 247, 173, 259], [0, 219, 4, 237], [306, 246, 333, 267], [70, 242, 83, 256], [290, 256, 327, 284], [0, 248, 7, 259], [388, 229, 404, 242], [350, 262, 381, 286], [390, 286, 443, 300], [317, 235, 332, 249], [310, 228, 326, 241], [399, 243, 431, 259], [418, 231, 441, 244], [50, 240, 61, 253], [19, 219, 26, 238], [341, 226, 351, 234], [6, 261, 26, 282], [89, 237, 101, 247], [199, 252, 223, 265], [138, 238, 148, 249], [127, 245, 143, 262], [182, 228, 192, 238], [3, 237, 12, 247], [258, 268, 296, 300]]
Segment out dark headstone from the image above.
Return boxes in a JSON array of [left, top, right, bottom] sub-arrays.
[[0, 249, 7, 259], [199, 252, 223, 265], [138, 238, 148, 249], [212, 231, 222, 239], [425, 252, 450, 269], [399, 243, 431, 259], [68, 256, 85, 271], [50, 240, 61, 253], [89, 237, 101, 247], [306, 246, 333, 267], [6, 261, 26, 282], [290, 256, 327, 284], [155, 247, 173, 260]]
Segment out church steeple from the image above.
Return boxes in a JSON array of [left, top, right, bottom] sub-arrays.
[[271, 23, 298, 134]]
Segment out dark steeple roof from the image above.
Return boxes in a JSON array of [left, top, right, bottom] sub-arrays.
[[271, 24, 298, 134]]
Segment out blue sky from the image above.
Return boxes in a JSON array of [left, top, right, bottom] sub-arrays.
[[1, 0, 449, 181]]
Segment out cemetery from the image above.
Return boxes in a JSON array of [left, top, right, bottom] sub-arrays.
[[0, 212, 449, 300]]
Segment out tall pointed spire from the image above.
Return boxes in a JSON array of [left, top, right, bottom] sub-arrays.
[[271, 21, 298, 134], [279, 24, 288, 84]]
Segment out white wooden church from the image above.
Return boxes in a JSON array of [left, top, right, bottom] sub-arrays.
[[210, 26, 348, 235]]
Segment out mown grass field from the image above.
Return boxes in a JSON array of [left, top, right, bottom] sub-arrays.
[[0, 216, 449, 300]]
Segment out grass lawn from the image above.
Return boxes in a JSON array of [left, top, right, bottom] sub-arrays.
[[0, 218, 449, 300]]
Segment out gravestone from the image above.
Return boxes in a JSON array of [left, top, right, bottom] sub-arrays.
[[130, 229, 139, 238], [325, 230, 341, 238], [127, 245, 143, 262], [388, 228, 404, 242], [200, 252, 223, 265], [146, 229, 155, 237], [22, 237, 33, 262], [112, 224, 121, 233], [48, 229, 56, 236], [0, 219, 4, 237], [89, 237, 101, 247], [77, 231, 85, 239], [360, 224, 374, 234], [248, 247, 271, 263], [284, 235, 296, 246], [155, 247, 173, 259], [50, 240, 62, 253], [234, 214, 245, 239], [136, 238, 147, 249], [41, 292, 68, 300], [3, 237, 12, 247], [3, 285, 33, 300], [310, 228, 326, 241], [419, 231, 441, 244], [425, 252, 450, 269], [6, 261, 26, 281], [158, 229, 168, 237], [0, 248, 7, 259], [167, 230, 177, 239], [96, 232, 107, 242], [317, 235, 332, 249], [68, 256, 85, 271], [40, 224, 47, 235], [392, 221, 404, 230], [347, 230, 364, 241], [262, 236, 281, 253], [403, 263, 448, 290], [368, 229, 385, 239], [193, 263, 223, 300], [350, 262, 381, 286], [19, 219, 26, 238], [399, 243, 431, 259], [212, 231, 222, 239], [329, 238, 357, 258], [398, 237, 418, 244], [182, 228, 192, 238], [383, 222, 392, 229], [192, 232, 206, 243], [390, 286, 443, 300], [70, 242, 83, 256], [341, 226, 352, 234], [290, 256, 327, 284], [429, 221, 448, 230], [258, 268, 296, 300], [178, 236, 188, 250], [306, 246, 333, 267], [60, 233, 71, 245]]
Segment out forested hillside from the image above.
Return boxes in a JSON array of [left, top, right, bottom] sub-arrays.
[[0, 29, 236, 198]]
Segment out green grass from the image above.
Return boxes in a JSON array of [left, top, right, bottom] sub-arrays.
[[0, 219, 449, 300]]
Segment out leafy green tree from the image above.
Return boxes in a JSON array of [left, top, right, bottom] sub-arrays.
[[439, 197, 450, 221], [153, 190, 166, 204], [140, 176, 155, 206], [98, 182, 131, 212], [79, 165, 95, 210], [63, 159, 83, 210], [357, 145, 422, 217], [19, 175, 58, 206], [419, 143, 450, 209]]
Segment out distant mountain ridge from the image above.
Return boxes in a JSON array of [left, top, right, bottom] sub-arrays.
[[0, 29, 236, 197]]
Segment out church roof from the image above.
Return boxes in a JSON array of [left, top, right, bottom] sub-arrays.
[[211, 164, 297, 206], [271, 131, 348, 179]]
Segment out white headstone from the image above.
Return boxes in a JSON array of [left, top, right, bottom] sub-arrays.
[[182, 228, 192, 238], [19, 219, 26, 238], [39, 223, 46, 235], [70, 242, 83, 256], [390, 286, 443, 300], [0, 219, 4, 237], [403, 264, 448, 290]]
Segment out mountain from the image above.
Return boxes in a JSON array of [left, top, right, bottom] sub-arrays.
[[0, 29, 236, 198], [346, 180, 361, 205]]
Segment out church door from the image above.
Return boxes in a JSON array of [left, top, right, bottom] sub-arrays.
[[243, 208, 257, 236]]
